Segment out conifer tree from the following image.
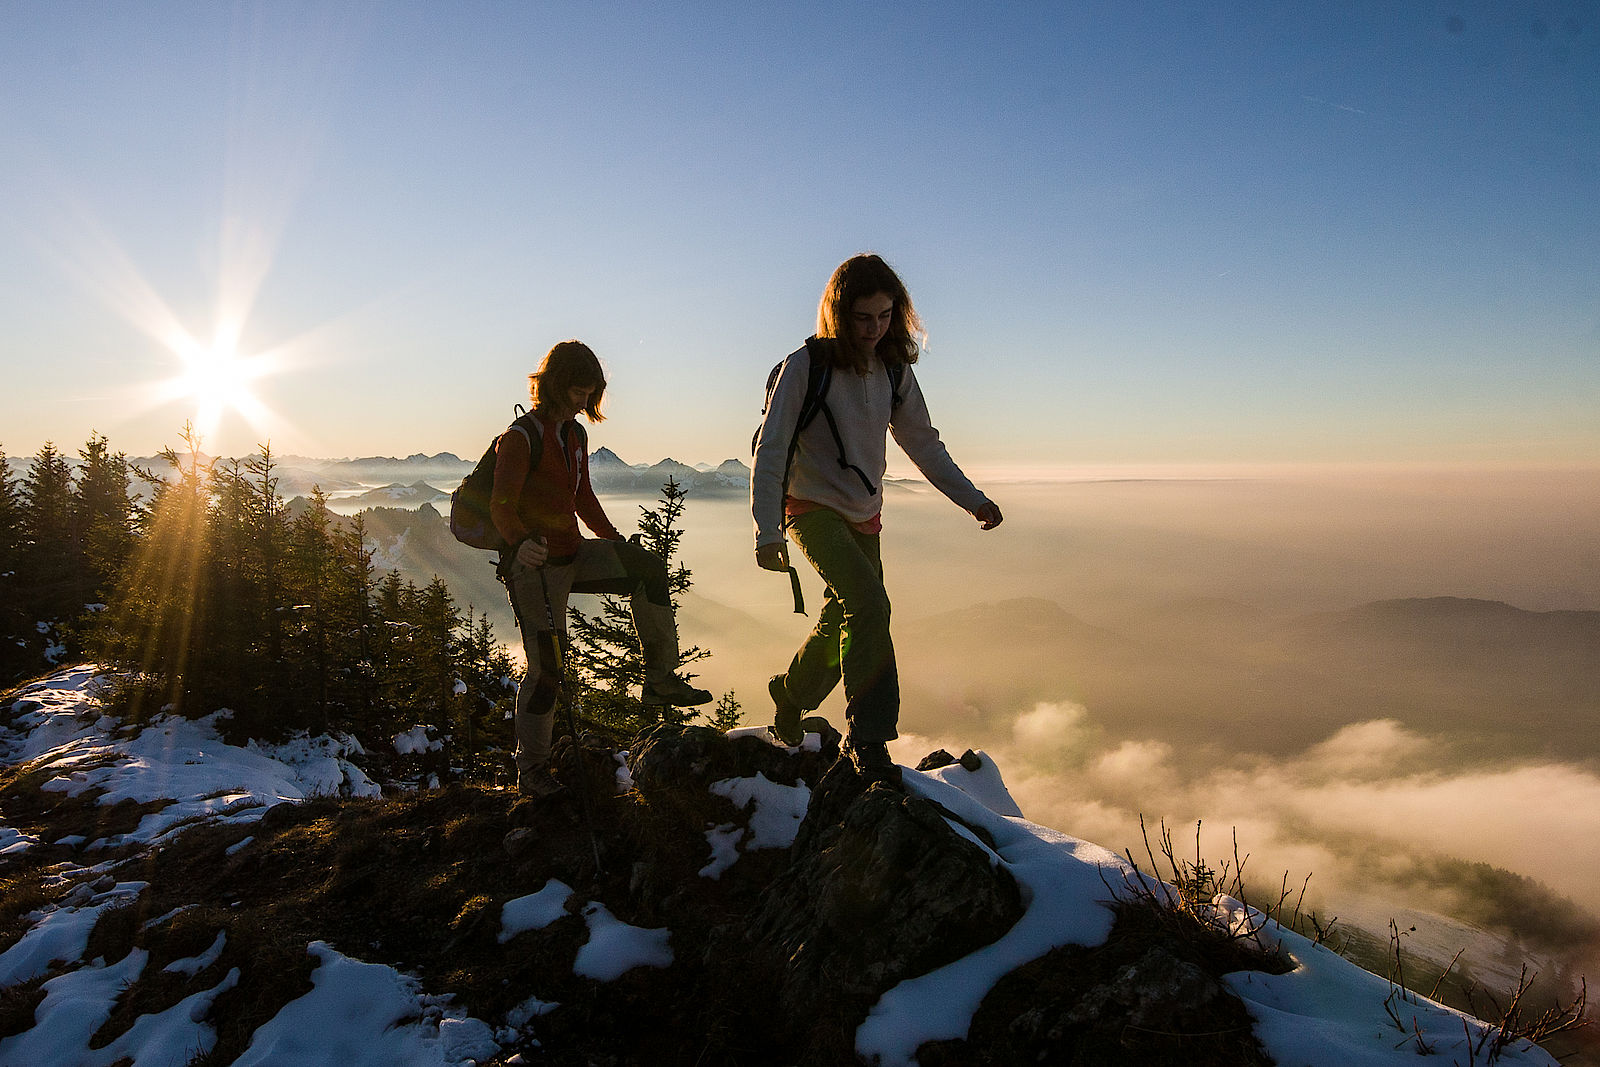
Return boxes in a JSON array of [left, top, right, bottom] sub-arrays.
[[97, 429, 214, 721], [282, 500, 387, 739], [71, 433, 133, 612], [0, 447, 18, 572], [21, 442, 77, 631], [246, 445, 288, 667], [284, 488, 338, 732], [185, 445, 294, 732], [453, 606, 518, 781], [0, 446, 32, 683], [340, 513, 379, 728], [0, 447, 17, 566], [369, 568, 409, 729], [205, 457, 267, 718], [412, 575, 461, 729], [375, 569, 406, 619]]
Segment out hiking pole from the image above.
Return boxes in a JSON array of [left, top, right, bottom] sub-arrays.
[[536, 566, 605, 875]]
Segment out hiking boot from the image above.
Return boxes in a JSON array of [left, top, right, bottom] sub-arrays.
[[642, 675, 713, 707], [518, 768, 565, 798], [845, 737, 902, 787], [768, 675, 803, 746]]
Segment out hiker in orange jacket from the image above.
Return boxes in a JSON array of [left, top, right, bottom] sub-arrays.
[[493, 340, 710, 796]]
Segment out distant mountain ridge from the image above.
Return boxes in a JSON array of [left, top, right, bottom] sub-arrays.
[[342, 480, 451, 509], [318, 453, 469, 482], [586, 449, 749, 496], [133, 449, 753, 504]]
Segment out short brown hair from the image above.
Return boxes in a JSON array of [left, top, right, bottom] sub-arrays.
[[815, 253, 923, 372], [528, 340, 607, 422]]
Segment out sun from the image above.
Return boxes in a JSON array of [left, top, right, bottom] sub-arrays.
[[164, 327, 275, 440]]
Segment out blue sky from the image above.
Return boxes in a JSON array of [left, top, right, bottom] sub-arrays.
[[2, 1, 1595, 472]]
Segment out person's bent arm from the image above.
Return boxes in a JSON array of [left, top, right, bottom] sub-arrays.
[[575, 448, 623, 541], [888, 365, 996, 524], [750, 346, 810, 555], [490, 429, 549, 566]]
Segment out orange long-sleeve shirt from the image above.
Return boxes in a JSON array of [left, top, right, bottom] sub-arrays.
[[489, 413, 621, 558]]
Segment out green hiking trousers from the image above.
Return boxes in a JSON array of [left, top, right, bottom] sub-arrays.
[[777, 507, 899, 743]]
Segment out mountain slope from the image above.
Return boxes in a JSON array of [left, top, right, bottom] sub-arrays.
[[0, 668, 1570, 1067]]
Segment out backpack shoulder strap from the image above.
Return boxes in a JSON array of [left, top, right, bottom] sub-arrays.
[[762, 362, 785, 408], [884, 359, 905, 410], [798, 336, 834, 432], [507, 407, 545, 469], [796, 338, 878, 497], [558, 420, 587, 472]]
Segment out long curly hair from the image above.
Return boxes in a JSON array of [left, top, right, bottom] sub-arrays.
[[815, 253, 924, 373]]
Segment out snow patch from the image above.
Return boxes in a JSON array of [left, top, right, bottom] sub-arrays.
[[573, 903, 673, 981], [499, 879, 575, 943], [0, 825, 40, 856], [233, 941, 497, 1067], [393, 725, 442, 755], [0, 879, 147, 987], [709, 772, 809, 850], [164, 930, 227, 976], [699, 823, 744, 879]]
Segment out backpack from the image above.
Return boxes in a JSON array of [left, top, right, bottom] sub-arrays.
[[450, 406, 584, 552], [753, 336, 905, 497]]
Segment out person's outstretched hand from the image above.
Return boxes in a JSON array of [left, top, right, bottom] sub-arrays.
[[756, 542, 790, 571], [974, 501, 1004, 530], [516, 536, 549, 568]]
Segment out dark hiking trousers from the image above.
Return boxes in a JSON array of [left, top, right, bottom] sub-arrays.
[[777, 507, 899, 743], [504, 537, 679, 776]]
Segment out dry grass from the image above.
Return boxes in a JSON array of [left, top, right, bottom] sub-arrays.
[[1109, 817, 1297, 976], [1114, 818, 1590, 1066]]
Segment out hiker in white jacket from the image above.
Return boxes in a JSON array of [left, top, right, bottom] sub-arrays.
[[751, 253, 1003, 783]]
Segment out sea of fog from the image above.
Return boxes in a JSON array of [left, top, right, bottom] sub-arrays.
[[645, 466, 1600, 1007]]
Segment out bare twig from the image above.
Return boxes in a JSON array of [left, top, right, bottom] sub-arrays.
[[1410, 1016, 1434, 1054], [1460, 1017, 1478, 1067], [1307, 910, 1339, 947], [1485, 972, 1587, 1063], [1428, 946, 1467, 1003]]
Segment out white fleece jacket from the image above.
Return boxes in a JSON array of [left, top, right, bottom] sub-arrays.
[[751, 344, 991, 549]]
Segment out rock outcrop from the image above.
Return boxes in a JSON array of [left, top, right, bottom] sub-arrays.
[[744, 758, 1024, 1060]]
